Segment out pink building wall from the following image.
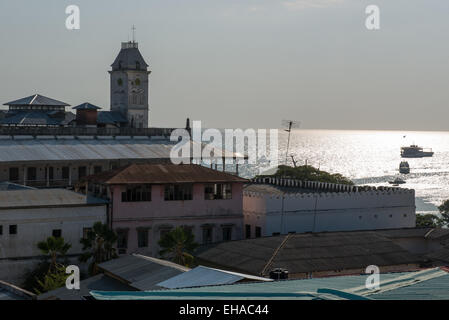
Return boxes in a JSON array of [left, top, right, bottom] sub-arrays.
[[110, 183, 244, 256]]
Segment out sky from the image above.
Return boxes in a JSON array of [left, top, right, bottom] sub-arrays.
[[0, 0, 448, 130]]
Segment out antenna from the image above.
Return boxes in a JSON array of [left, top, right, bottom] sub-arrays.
[[281, 120, 301, 166], [132, 25, 136, 43]]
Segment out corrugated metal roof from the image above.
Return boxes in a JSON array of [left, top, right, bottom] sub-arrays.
[[157, 266, 272, 289], [90, 268, 449, 300], [85, 163, 247, 185], [0, 189, 107, 208], [38, 274, 135, 300], [0, 137, 239, 163], [196, 231, 424, 276], [98, 254, 189, 291], [4, 94, 70, 106]]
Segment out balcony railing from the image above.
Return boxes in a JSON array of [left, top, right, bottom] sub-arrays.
[[0, 127, 177, 137]]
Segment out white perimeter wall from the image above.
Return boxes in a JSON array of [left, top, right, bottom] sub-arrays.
[[244, 189, 416, 236]]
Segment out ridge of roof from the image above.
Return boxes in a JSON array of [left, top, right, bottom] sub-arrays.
[[84, 163, 248, 185]]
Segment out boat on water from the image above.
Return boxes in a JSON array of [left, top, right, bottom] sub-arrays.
[[399, 161, 410, 174], [401, 145, 434, 158], [389, 177, 406, 185]]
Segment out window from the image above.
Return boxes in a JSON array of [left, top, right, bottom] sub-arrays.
[[138, 229, 149, 248], [0, 226, 2, 235], [52, 229, 62, 238], [83, 228, 92, 240], [135, 78, 141, 86], [94, 166, 102, 174], [48, 167, 54, 181], [9, 168, 19, 181], [164, 184, 193, 201], [9, 225, 17, 235], [182, 226, 194, 236], [202, 227, 213, 244], [245, 225, 251, 239], [62, 167, 70, 180], [78, 166, 87, 179], [136, 61, 141, 70], [255, 227, 262, 238], [117, 78, 123, 86], [205, 184, 232, 200], [117, 230, 128, 249], [160, 228, 172, 240], [121, 185, 151, 202], [27, 167, 37, 181], [222, 227, 232, 241]]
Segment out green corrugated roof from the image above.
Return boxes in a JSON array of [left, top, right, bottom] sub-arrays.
[[91, 268, 449, 300]]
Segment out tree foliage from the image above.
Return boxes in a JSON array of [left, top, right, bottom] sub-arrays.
[[259, 165, 354, 185], [34, 264, 69, 295], [416, 214, 441, 228], [79, 222, 118, 275], [37, 236, 71, 272], [158, 227, 198, 267], [438, 200, 449, 227]]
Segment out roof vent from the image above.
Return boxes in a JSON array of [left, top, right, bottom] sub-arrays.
[[269, 268, 289, 281]]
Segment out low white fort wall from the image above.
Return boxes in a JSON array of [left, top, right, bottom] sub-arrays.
[[243, 178, 416, 236]]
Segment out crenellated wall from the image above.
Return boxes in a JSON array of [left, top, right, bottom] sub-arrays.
[[243, 178, 416, 237]]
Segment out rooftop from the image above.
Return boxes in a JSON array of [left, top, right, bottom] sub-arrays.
[[0, 136, 241, 164], [195, 230, 425, 277], [0, 188, 108, 209], [4, 94, 69, 107], [0, 181, 35, 191], [90, 267, 449, 300], [157, 266, 272, 290], [84, 163, 248, 185], [72, 103, 102, 110], [111, 42, 149, 71], [98, 254, 189, 291]]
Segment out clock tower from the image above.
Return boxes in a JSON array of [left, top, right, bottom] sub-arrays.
[[110, 41, 151, 128]]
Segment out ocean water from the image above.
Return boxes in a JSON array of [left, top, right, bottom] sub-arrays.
[[238, 130, 449, 215]]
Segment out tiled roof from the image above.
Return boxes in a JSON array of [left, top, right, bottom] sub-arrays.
[[85, 163, 248, 185]]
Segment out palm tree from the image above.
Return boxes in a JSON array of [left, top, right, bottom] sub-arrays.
[[79, 222, 118, 275], [158, 227, 198, 267], [37, 236, 72, 271]]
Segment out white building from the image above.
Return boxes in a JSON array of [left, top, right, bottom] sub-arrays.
[[0, 187, 107, 284], [243, 178, 416, 238]]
